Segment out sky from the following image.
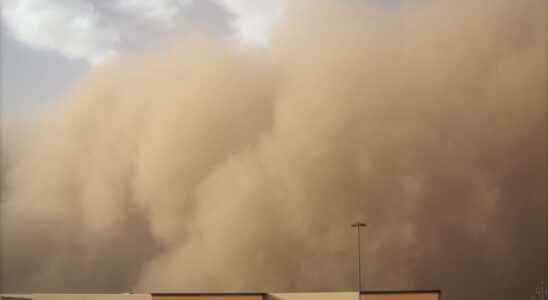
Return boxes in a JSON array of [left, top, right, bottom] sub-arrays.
[[1, 0, 251, 119]]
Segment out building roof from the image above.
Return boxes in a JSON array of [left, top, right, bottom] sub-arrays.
[[360, 290, 441, 295], [151, 293, 267, 297]]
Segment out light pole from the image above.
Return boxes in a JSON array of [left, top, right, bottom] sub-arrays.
[[352, 222, 367, 292]]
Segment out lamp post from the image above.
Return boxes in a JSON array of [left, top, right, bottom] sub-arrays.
[[352, 222, 367, 292]]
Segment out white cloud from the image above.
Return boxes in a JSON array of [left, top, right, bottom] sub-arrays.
[[1, 0, 192, 64], [1, 0, 286, 64], [213, 0, 285, 46]]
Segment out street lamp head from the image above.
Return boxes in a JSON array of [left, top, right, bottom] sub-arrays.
[[352, 222, 367, 227]]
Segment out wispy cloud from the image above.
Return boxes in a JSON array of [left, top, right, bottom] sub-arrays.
[[213, 0, 284, 46], [1, 0, 284, 64]]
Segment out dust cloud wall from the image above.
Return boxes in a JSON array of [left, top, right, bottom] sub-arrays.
[[1, 0, 546, 300]]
